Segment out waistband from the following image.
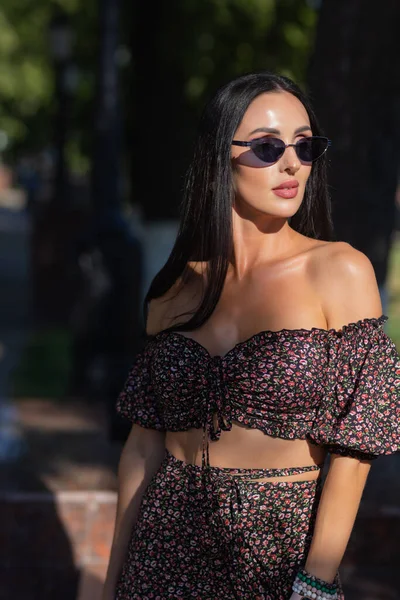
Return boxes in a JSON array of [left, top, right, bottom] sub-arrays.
[[164, 450, 323, 545], [165, 448, 324, 480]]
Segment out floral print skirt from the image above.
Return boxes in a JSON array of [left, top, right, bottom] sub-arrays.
[[115, 449, 344, 600]]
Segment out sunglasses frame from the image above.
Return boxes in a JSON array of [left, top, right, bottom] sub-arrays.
[[232, 135, 331, 165]]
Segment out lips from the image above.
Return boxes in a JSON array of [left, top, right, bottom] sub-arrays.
[[272, 180, 299, 199], [273, 180, 299, 190]]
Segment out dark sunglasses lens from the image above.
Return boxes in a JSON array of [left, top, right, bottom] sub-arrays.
[[253, 138, 285, 164], [297, 137, 328, 163]]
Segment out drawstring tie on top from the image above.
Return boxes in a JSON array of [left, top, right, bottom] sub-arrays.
[[201, 354, 232, 470]]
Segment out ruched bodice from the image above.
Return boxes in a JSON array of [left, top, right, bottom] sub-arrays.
[[117, 315, 400, 465]]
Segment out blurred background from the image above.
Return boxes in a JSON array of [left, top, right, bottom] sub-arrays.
[[0, 0, 399, 599]]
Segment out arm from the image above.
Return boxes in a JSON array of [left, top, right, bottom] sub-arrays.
[[304, 454, 371, 582], [291, 243, 383, 593], [102, 293, 180, 598], [102, 425, 166, 600], [290, 456, 372, 600]]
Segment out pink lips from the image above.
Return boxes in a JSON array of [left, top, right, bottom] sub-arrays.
[[272, 180, 299, 199]]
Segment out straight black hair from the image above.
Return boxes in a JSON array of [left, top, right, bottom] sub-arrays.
[[145, 71, 333, 334]]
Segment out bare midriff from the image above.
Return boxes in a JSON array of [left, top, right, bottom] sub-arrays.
[[166, 422, 327, 484]]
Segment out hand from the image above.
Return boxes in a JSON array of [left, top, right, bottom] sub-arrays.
[[289, 593, 308, 600]]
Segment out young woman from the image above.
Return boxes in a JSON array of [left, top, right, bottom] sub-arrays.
[[103, 72, 400, 600]]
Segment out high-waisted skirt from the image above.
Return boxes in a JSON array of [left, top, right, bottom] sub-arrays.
[[115, 449, 344, 600]]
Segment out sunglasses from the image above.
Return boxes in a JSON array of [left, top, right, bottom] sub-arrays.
[[231, 135, 331, 165]]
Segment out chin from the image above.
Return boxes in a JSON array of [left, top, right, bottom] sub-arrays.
[[275, 203, 302, 217], [235, 192, 304, 218], [238, 199, 303, 220]]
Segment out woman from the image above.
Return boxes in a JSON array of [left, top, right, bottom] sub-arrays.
[[103, 72, 400, 600]]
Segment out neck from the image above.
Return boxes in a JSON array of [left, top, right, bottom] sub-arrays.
[[229, 211, 296, 280]]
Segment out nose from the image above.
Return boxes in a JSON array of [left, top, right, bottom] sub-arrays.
[[279, 144, 301, 175]]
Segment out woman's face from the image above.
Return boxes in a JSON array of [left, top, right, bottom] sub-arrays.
[[231, 91, 313, 219]]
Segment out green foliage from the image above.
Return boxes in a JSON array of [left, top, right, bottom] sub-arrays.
[[167, 0, 317, 112], [0, 0, 317, 162], [388, 235, 400, 349], [0, 4, 52, 147], [0, 0, 97, 159], [12, 328, 72, 398]]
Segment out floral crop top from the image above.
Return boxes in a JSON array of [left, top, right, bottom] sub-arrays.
[[116, 315, 400, 466]]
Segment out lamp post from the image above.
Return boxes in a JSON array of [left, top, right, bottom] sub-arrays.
[[48, 11, 74, 208], [31, 11, 77, 326], [68, 0, 143, 441]]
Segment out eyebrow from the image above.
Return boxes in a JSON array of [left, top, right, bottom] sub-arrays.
[[248, 125, 312, 135]]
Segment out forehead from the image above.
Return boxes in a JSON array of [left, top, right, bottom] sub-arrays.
[[236, 91, 310, 135]]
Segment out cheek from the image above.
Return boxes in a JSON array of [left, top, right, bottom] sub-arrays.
[[303, 165, 312, 182], [233, 163, 312, 199], [233, 164, 275, 199]]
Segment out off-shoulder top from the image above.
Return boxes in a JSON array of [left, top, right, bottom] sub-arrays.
[[116, 315, 400, 467]]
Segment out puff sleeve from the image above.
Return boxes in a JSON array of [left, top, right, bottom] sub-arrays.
[[116, 339, 165, 430], [307, 316, 400, 460]]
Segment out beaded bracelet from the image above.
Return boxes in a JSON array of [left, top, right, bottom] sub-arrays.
[[292, 568, 338, 600]]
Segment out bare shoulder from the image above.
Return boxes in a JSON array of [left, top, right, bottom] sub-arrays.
[[310, 240, 375, 280], [146, 286, 179, 336], [146, 263, 204, 335], [308, 241, 382, 329]]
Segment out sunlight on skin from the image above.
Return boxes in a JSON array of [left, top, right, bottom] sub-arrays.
[[231, 91, 312, 253]]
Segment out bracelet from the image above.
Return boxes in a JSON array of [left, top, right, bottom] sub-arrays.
[[292, 567, 338, 600]]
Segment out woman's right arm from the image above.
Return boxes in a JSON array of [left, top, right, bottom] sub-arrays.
[[102, 424, 166, 600]]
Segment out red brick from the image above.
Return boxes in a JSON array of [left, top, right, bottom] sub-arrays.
[[56, 498, 89, 563], [86, 499, 116, 562]]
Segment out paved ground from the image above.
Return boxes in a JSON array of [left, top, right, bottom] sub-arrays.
[[0, 202, 399, 599]]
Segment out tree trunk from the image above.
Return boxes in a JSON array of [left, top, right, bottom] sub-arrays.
[[128, 0, 192, 221], [308, 0, 400, 287]]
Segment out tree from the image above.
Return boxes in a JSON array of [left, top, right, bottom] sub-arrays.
[[0, 0, 97, 166], [1, 0, 318, 181], [308, 0, 400, 290], [126, 0, 317, 220]]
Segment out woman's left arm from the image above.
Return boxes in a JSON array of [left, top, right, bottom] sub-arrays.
[[304, 454, 372, 581], [288, 455, 371, 600], [289, 242, 386, 599]]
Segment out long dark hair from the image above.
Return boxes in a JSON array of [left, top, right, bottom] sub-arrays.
[[145, 71, 333, 333]]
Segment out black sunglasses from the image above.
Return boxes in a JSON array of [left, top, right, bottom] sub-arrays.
[[232, 136, 331, 165]]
